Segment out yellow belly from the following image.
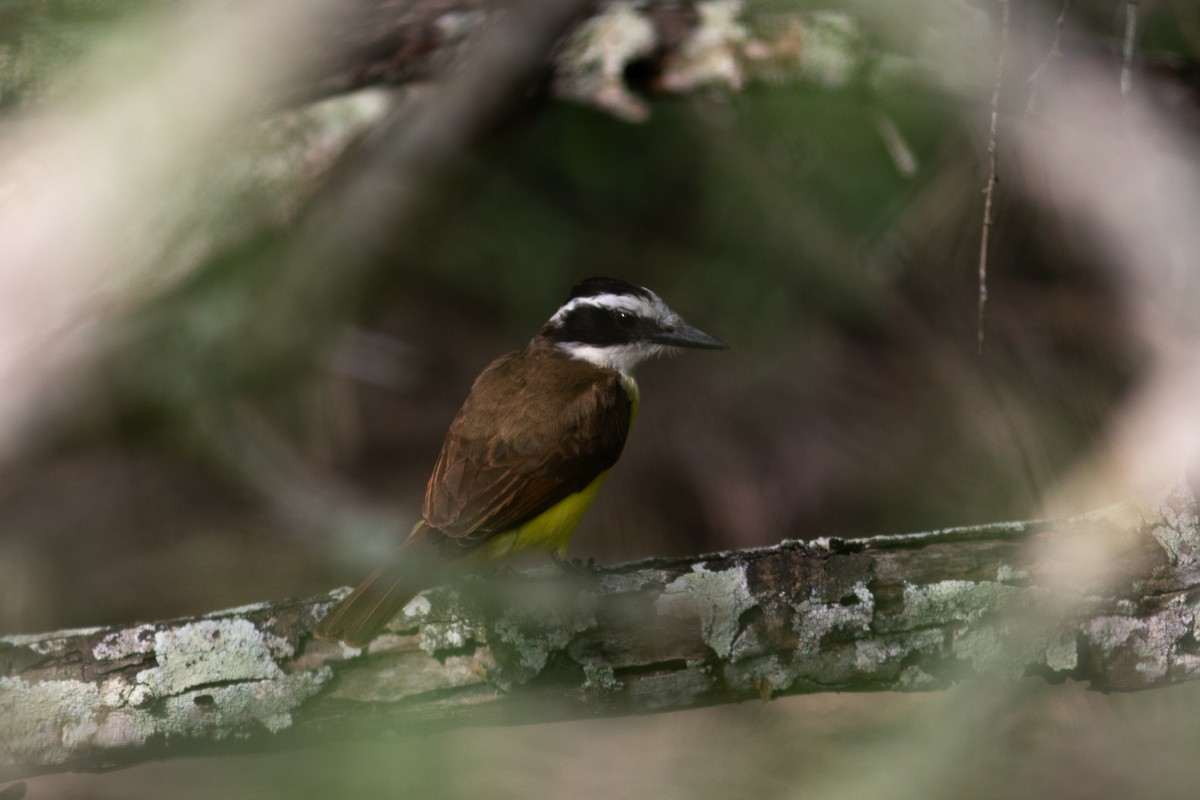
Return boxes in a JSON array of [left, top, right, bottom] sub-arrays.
[[482, 470, 611, 561], [480, 373, 639, 563]]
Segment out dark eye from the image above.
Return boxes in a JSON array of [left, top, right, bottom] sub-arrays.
[[614, 311, 636, 329]]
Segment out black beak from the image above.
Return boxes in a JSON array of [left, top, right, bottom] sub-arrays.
[[651, 319, 728, 350]]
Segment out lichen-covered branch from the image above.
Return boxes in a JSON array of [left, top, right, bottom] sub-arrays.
[[3, 483, 1200, 781], [0, 0, 853, 120]]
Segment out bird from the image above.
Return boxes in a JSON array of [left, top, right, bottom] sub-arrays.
[[315, 276, 727, 646]]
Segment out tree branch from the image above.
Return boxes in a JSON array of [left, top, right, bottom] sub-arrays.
[[4, 483, 1200, 781], [1, 0, 826, 120]]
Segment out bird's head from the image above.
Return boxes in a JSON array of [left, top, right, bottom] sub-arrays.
[[536, 277, 727, 375]]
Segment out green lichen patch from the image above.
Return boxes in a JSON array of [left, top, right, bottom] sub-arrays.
[[91, 624, 156, 661], [1086, 595, 1200, 685], [400, 594, 433, 624], [791, 581, 874, 655], [1041, 632, 1081, 673], [419, 616, 476, 654], [996, 564, 1031, 583], [656, 563, 756, 660], [580, 664, 624, 693], [150, 669, 331, 736], [488, 591, 598, 684], [0, 666, 330, 770], [0, 677, 105, 767], [489, 616, 566, 682], [888, 580, 1080, 677], [1086, 615, 1141, 653], [1150, 482, 1200, 572], [853, 629, 945, 678], [897, 580, 1023, 628], [136, 619, 292, 699]]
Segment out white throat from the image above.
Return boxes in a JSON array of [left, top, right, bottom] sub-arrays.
[[556, 341, 674, 377]]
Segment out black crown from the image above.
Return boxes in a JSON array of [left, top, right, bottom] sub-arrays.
[[568, 277, 652, 303]]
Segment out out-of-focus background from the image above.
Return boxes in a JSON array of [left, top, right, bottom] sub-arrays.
[[5, 0, 1200, 797]]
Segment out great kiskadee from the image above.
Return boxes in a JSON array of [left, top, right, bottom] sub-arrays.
[[316, 277, 726, 646]]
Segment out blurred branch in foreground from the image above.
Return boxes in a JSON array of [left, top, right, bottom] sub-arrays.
[[4, 481, 1199, 781], [1, 0, 843, 116]]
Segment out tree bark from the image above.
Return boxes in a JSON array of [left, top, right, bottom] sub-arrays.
[[3, 483, 1199, 781]]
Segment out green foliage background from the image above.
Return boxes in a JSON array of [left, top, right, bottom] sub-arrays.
[[4, 0, 1199, 796]]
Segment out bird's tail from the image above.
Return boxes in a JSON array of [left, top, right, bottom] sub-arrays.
[[315, 532, 441, 646]]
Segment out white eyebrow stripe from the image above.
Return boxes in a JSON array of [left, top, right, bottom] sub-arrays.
[[549, 293, 658, 323]]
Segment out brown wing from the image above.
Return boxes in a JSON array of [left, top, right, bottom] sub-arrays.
[[423, 348, 632, 544]]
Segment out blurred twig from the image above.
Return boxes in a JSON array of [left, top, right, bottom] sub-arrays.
[[977, 0, 1009, 355], [1025, 0, 1069, 114], [1121, 1, 1139, 96], [4, 484, 1199, 781]]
